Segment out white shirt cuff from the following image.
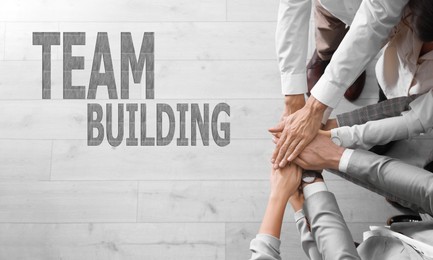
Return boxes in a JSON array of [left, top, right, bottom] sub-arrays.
[[338, 149, 354, 172], [310, 74, 345, 109], [303, 182, 328, 200], [281, 72, 308, 95]]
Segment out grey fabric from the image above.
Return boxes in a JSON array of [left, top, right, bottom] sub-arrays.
[[336, 94, 420, 127], [346, 149, 433, 215], [304, 191, 361, 260], [295, 212, 321, 260]]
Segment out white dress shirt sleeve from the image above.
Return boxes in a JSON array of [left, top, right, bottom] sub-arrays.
[[338, 148, 354, 172], [311, 0, 409, 108], [330, 90, 433, 150], [276, 0, 311, 95]]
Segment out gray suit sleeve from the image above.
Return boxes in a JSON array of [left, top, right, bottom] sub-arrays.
[[304, 191, 361, 260], [347, 149, 433, 215], [249, 234, 282, 260], [294, 211, 321, 260]]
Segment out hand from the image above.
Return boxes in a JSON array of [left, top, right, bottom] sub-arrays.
[[294, 133, 344, 171], [270, 97, 327, 169], [270, 163, 302, 203], [271, 95, 306, 143]]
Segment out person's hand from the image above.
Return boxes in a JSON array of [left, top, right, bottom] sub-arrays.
[[269, 97, 327, 169], [284, 94, 306, 116], [294, 133, 344, 171], [271, 95, 306, 143], [269, 163, 302, 203]]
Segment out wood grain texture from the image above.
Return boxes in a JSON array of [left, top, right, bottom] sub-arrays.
[[137, 180, 403, 223], [226, 221, 385, 260], [0, 140, 51, 181], [0, 22, 5, 60], [6, 22, 275, 61], [51, 139, 272, 181], [0, 60, 281, 100], [0, 223, 225, 260], [227, 0, 278, 21], [0, 181, 137, 222], [0, 0, 226, 22]]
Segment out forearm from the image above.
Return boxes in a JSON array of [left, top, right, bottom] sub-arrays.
[[346, 149, 433, 215], [294, 210, 321, 260], [259, 196, 287, 238], [331, 115, 411, 149], [276, 0, 310, 95], [304, 191, 360, 260], [311, 0, 408, 108], [332, 91, 433, 149]]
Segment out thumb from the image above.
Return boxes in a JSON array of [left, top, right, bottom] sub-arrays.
[[269, 121, 284, 133]]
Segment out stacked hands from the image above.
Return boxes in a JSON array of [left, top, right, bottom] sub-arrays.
[[266, 95, 344, 206]]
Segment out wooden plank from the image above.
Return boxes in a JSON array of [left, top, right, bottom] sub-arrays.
[[0, 100, 229, 140], [0, 60, 281, 100], [0, 0, 226, 22], [227, 0, 279, 21], [0, 100, 87, 139], [51, 139, 273, 180], [226, 221, 384, 260], [0, 97, 379, 140], [137, 180, 403, 222], [0, 181, 137, 222], [0, 223, 225, 260], [0, 140, 51, 181], [6, 22, 276, 61], [0, 22, 5, 60], [4, 22, 59, 61]]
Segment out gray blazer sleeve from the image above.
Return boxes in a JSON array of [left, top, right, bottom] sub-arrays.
[[346, 149, 433, 216], [249, 234, 282, 260], [294, 210, 321, 260], [304, 191, 361, 260]]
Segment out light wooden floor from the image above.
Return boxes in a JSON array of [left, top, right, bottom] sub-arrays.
[[0, 0, 405, 259]]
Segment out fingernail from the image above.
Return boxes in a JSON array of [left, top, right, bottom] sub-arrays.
[[271, 159, 275, 163], [279, 162, 284, 167], [273, 163, 279, 169]]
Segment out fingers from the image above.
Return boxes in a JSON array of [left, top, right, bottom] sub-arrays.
[[274, 136, 293, 169], [271, 129, 288, 164], [287, 139, 306, 162], [268, 121, 284, 133]]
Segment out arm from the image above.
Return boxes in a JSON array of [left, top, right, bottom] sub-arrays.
[[294, 134, 433, 215], [331, 90, 433, 149], [271, 0, 409, 167], [311, 0, 409, 108], [303, 188, 361, 260], [276, 0, 311, 96], [272, 0, 308, 140], [249, 165, 302, 260]]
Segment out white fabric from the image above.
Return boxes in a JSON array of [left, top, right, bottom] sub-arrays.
[[376, 22, 433, 99], [276, 0, 311, 95], [303, 181, 328, 199], [311, 0, 409, 108], [338, 148, 354, 172], [332, 90, 433, 150]]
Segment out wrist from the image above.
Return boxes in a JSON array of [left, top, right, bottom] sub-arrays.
[[306, 96, 327, 114], [269, 192, 290, 206], [284, 94, 306, 114], [329, 146, 345, 170]]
